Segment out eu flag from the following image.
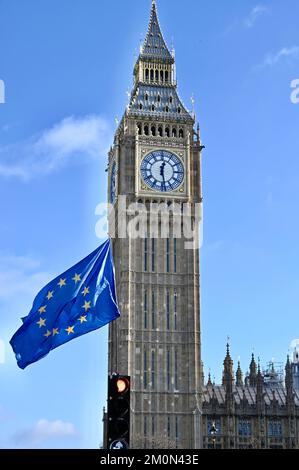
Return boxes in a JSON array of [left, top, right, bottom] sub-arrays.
[[10, 239, 120, 369]]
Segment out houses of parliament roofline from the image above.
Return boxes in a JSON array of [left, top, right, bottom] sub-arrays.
[[202, 345, 299, 449]]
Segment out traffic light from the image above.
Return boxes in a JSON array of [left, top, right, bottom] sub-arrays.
[[107, 374, 130, 449]]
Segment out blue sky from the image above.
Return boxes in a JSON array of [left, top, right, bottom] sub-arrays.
[[0, 0, 299, 449]]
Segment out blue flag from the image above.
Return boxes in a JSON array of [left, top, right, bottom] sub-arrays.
[[10, 239, 120, 369]]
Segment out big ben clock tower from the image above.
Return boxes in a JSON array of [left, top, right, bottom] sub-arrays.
[[107, 0, 203, 449]]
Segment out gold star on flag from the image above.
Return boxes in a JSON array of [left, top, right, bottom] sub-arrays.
[[37, 318, 46, 328], [65, 326, 75, 335], [44, 330, 52, 338], [72, 273, 81, 284], [46, 291, 54, 300], [38, 306, 47, 314], [53, 328, 59, 336], [82, 286, 90, 297], [58, 278, 66, 288], [79, 315, 87, 324], [82, 301, 91, 312]]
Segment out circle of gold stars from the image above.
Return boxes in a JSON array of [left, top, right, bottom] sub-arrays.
[[35, 274, 93, 340]]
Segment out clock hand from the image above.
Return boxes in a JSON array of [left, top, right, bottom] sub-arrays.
[[160, 163, 166, 191], [160, 162, 166, 176]]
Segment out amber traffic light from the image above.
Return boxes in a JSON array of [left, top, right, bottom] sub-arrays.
[[107, 374, 130, 449]]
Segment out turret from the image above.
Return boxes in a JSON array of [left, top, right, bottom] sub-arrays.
[[249, 353, 257, 387], [291, 347, 299, 389], [256, 363, 265, 415], [222, 344, 234, 412], [222, 343, 234, 387], [236, 361, 243, 387], [256, 364, 264, 398], [285, 356, 295, 408]]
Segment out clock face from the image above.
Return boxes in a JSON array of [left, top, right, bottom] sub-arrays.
[[140, 150, 184, 193], [110, 162, 116, 203]]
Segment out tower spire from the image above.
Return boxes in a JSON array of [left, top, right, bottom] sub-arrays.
[[141, 0, 173, 61], [129, 0, 193, 122]]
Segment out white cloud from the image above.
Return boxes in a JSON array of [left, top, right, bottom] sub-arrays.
[[0, 254, 51, 301], [245, 5, 268, 28], [0, 115, 112, 181], [261, 46, 299, 67], [14, 419, 77, 447]]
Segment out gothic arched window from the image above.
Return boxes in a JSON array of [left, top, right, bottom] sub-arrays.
[[155, 70, 159, 82], [151, 239, 155, 272], [151, 125, 156, 136], [176, 417, 179, 442], [145, 69, 149, 81], [158, 126, 163, 137], [174, 291, 178, 330], [144, 290, 148, 330], [152, 290, 155, 330], [166, 290, 170, 330], [137, 124, 142, 135], [167, 350, 171, 390], [174, 238, 177, 273], [174, 349, 178, 390], [165, 70, 169, 83], [166, 238, 170, 273], [165, 127, 170, 137], [172, 128, 177, 137], [144, 125, 149, 136], [160, 70, 164, 82], [179, 129, 184, 138], [144, 237, 148, 270], [151, 351, 155, 388], [150, 69, 154, 81], [144, 350, 148, 388]]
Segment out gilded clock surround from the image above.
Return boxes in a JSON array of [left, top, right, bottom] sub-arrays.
[[138, 146, 188, 197]]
